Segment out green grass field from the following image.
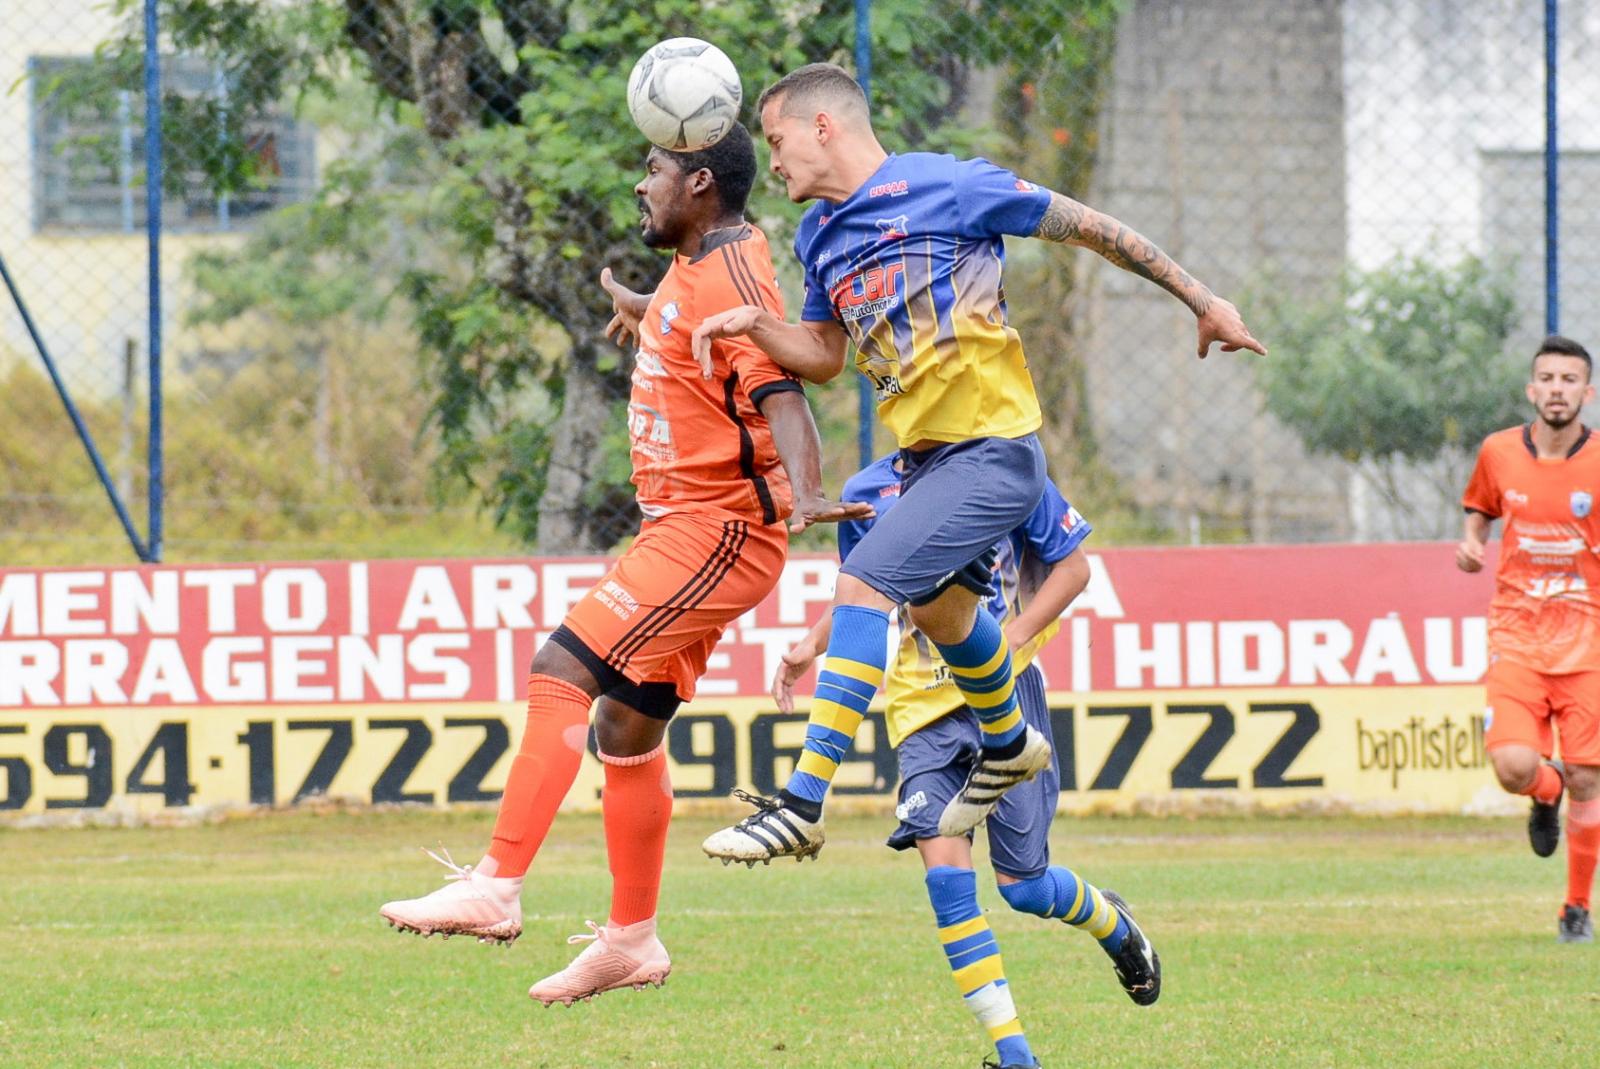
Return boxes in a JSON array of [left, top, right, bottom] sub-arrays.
[[2, 810, 1596, 1069]]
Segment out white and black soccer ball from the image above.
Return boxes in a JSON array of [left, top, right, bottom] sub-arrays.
[[626, 37, 742, 152]]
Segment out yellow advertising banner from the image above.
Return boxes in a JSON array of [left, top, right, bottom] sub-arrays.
[[0, 685, 1497, 816]]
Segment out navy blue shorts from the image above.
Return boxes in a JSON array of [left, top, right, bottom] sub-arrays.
[[886, 664, 1058, 879], [839, 434, 1046, 606]]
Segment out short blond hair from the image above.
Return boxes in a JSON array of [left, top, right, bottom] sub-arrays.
[[757, 63, 870, 123]]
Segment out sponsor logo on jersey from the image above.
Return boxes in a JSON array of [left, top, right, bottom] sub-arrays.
[[831, 262, 905, 321], [869, 178, 910, 198], [814, 249, 832, 269], [634, 349, 667, 379], [659, 301, 680, 335], [895, 790, 928, 821], [1014, 178, 1040, 193], [879, 483, 901, 498], [1574, 491, 1593, 518], [1515, 533, 1586, 562], [875, 214, 910, 241], [1063, 506, 1084, 532], [1505, 488, 1529, 507]]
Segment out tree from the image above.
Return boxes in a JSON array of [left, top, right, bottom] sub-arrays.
[[1252, 254, 1524, 539], [72, 0, 1119, 551]]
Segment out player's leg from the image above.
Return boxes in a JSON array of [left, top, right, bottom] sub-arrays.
[[889, 713, 1039, 1068], [706, 436, 1046, 862], [1560, 764, 1599, 943], [1551, 672, 1600, 943], [1485, 658, 1563, 857], [529, 688, 677, 1004], [910, 585, 1052, 838], [378, 637, 603, 944], [988, 667, 1159, 1005]]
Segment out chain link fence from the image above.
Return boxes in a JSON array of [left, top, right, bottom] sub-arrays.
[[4, 0, 1597, 565]]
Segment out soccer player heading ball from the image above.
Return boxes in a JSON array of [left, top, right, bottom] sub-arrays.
[[698, 63, 1264, 867], [378, 122, 871, 1003], [1458, 334, 1600, 945]]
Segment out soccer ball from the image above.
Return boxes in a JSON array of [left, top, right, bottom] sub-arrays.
[[626, 38, 742, 152]]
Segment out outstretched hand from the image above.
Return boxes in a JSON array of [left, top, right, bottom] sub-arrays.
[[1196, 297, 1267, 359], [600, 267, 650, 350], [691, 305, 765, 379], [771, 641, 821, 713], [788, 497, 876, 535]]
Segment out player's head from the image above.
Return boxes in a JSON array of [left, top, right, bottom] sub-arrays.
[[1527, 334, 1594, 429], [634, 122, 757, 249], [757, 63, 873, 202]]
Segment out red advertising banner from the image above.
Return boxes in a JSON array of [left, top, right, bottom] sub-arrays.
[[0, 544, 1490, 709]]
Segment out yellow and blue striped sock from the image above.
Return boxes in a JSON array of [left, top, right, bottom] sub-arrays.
[[999, 866, 1130, 951], [935, 609, 1025, 755], [926, 865, 1034, 1068], [781, 605, 888, 817]]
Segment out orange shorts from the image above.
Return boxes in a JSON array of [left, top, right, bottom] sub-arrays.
[[561, 510, 787, 702], [1484, 657, 1600, 766]]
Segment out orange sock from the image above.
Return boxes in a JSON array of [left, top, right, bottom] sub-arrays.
[[600, 742, 673, 927], [1524, 763, 1563, 805], [1567, 798, 1600, 911], [486, 675, 593, 878]]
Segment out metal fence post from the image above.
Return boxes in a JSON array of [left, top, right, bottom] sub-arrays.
[[1545, 0, 1560, 336], [144, 0, 164, 561]]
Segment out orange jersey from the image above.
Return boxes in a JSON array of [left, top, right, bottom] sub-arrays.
[[1463, 424, 1600, 673], [629, 224, 803, 523]]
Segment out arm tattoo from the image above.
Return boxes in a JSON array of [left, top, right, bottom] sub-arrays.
[[1033, 191, 1214, 317], [1034, 193, 1087, 242]]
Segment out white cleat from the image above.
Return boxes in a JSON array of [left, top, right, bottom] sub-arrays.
[[701, 789, 824, 864], [378, 848, 522, 945], [937, 725, 1053, 837], [528, 919, 672, 1006]]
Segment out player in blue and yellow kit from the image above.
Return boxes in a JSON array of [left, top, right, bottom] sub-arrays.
[[769, 458, 1157, 1069], [698, 64, 1263, 874]]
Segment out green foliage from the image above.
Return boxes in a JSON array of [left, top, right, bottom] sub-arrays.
[[1254, 254, 1524, 464], [0, 348, 522, 566], [68, 0, 1125, 551]]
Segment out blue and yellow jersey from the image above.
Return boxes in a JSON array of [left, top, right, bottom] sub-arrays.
[[794, 153, 1051, 447], [837, 455, 1091, 747]]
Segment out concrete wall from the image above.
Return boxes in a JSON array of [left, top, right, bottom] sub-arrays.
[[1083, 0, 1351, 542]]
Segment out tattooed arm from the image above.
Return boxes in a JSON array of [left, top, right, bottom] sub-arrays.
[[1033, 191, 1266, 358]]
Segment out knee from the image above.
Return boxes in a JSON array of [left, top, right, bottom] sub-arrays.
[[1489, 748, 1540, 793], [908, 597, 978, 647], [1566, 765, 1600, 802], [997, 874, 1051, 915]]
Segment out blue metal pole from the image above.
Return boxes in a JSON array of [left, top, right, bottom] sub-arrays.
[[0, 250, 150, 560], [1545, 0, 1559, 335], [144, 0, 164, 560], [854, 0, 875, 469]]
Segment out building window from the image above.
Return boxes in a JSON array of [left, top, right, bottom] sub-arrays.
[[30, 55, 316, 234]]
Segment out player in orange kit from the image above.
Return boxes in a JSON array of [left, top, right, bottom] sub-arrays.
[[379, 122, 872, 999], [1458, 334, 1600, 943]]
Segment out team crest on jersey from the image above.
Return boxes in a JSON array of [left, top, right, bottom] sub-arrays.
[[659, 301, 680, 335], [875, 214, 910, 241], [1573, 491, 1592, 518]]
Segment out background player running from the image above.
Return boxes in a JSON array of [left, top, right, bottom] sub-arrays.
[[378, 123, 871, 1003], [772, 455, 1158, 1069], [1458, 334, 1600, 944], [700, 63, 1266, 864]]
